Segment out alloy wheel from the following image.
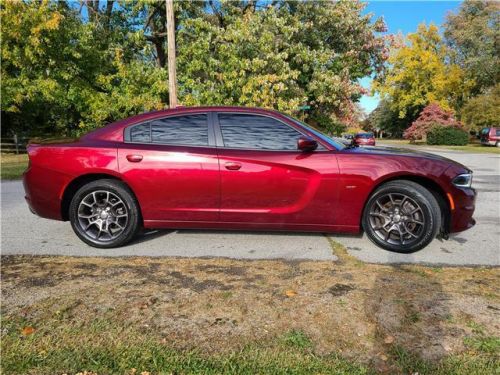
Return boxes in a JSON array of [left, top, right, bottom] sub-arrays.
[[368, 192, 425, 246], [77, 190, 129, 242]]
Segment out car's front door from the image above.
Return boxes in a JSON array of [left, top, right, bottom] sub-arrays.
[[118, 112, 220, 223], [214, 112, 340, 227]]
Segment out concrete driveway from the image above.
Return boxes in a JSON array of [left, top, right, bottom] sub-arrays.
[[1, 147, 499, 266]]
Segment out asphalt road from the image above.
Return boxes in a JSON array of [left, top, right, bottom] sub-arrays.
[[1, 146, 499, 266]]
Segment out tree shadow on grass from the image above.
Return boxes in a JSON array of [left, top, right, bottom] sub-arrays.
[[364, 251, 452, 373]]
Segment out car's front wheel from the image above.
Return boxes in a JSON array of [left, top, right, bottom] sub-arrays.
[[69, 179, 140, 248], [362, 180, 441, 253]]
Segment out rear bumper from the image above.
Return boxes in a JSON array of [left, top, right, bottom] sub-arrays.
[[23, 165, 71, 221], [448, 187, 476, 233]]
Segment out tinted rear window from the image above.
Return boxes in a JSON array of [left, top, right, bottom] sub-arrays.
[[129, 123, 151, 143], [127, 114, 208, 146], [151, 114, 208, 146]]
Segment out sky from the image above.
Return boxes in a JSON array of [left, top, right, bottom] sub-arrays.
[[359, 0, 461, 114]]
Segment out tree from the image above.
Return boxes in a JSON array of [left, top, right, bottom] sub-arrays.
[[444, 0, 500, 95], [403, 103, 463, 141], [1, 1, 166, 135], [461, 84, 500, 131], [365, 99, 407, 138], [1, 0, 389, 136], [175, 0, 388, 129], [373, 23, 472, 129]]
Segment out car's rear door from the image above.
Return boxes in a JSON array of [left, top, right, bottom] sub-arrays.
[[214, 112, 340, 227], [118, 112, 220, 222]]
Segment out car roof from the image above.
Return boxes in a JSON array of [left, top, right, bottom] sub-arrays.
[[81, 106, 287, 142]]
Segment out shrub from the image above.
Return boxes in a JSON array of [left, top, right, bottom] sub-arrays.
[[427, 126, 469, 145], [404, 103, 463, 141]]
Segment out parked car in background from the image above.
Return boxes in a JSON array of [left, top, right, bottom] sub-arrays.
[[23, 106, 475, 253], [480, 127, 500, 147], [354, 132, 376, 146]]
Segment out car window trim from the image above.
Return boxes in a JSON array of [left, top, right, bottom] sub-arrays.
[[123, 112, 216, 147], [213, 111, 328, 152]]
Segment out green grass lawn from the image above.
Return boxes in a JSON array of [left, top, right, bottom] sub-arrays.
[[379, 139, 500, 154], [1, 154, 29, 180], [2, 254, 499, 375]]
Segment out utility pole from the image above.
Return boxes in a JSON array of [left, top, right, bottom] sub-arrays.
[[165, 0, 177, 108]]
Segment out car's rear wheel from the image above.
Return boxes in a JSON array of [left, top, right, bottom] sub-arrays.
[[69, 179, 140, 248], [362, 180, 441, 253]]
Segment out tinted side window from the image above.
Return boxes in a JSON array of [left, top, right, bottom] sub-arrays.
[[151, 114, 208, 146], [218, 114, 303, 150], [130, 123, 151, 143], [127, 114, 209, 146]]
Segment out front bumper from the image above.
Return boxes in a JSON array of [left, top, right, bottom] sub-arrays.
[[449, 187, 476, 233]]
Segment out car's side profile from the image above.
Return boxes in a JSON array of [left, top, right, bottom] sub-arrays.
[[480, 127, 500, 147], [23, 106, 476, 252]]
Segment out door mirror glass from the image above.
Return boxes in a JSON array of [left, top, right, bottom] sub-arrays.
[[297, 136, 318, 152]]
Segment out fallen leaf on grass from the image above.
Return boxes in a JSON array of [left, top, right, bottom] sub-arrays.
[[21, 326, 35, 336], [285, 290, 297, 297], [384, 335, 395, 344]]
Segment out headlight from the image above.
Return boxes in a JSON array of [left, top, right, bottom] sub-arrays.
[[452, 173, 472, 188]]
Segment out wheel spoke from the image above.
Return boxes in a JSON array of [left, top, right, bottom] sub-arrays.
[[388, 194, 395, 205], [376, 201, 388, 212], [384, 228, 392, 241], [400, 196, 408, 208], [408, 207, 421, 215], [407, 218, 424, 225], [370, 212, 390, 220], [79, 213, 97, 219]]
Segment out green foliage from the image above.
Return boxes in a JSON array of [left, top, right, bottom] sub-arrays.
[[0, 1, 167, 136], [1, 0, 388, 136], [365, 99, 408, 137], [177, 1, 387, 130], [427, 126, 469, 146], [444, 0, 500, 95], [461, 84, 500, 131]]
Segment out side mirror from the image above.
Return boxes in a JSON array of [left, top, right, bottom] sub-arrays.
[[297, 136, 318, 152]]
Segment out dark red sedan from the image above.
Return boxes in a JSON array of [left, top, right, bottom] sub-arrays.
[[354, 132, 376, 146], [23, 107, 476, 253]]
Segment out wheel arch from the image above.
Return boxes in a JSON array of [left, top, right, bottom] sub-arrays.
[[361, 174, 450, 234], [61, 173, 143, 223]]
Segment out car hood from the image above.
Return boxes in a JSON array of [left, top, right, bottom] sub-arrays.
[[341, 146, 470, 171]]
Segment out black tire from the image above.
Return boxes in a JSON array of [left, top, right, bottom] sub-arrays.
[[69, 179, 140, 248], [362, 180, 441, 253]]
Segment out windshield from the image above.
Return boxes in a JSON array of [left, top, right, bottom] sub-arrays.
[[356, 133, 374, 138], [282, 114, 346, 150]]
